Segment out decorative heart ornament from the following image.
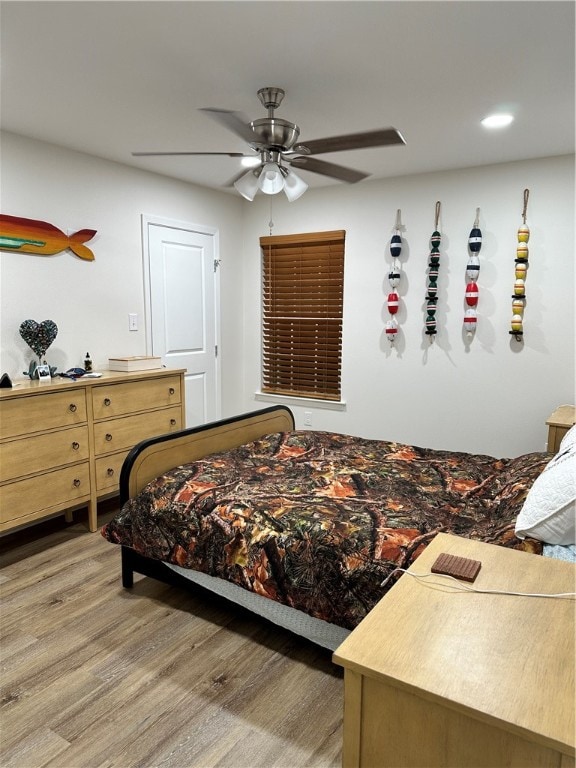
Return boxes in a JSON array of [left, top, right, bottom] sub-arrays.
[[19, 319, 58, 359]]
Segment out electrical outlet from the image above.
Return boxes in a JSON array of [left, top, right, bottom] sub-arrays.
[[304, 411, 312, 426], [128, 313, 138, 331]]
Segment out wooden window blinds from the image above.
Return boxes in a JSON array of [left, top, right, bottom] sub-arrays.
[[260, 230, 345, 401]]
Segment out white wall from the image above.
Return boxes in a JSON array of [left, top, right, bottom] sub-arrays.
[[2, 133, 573, 457], [240, 155, 575, 456], [0, 131, 246, 416]]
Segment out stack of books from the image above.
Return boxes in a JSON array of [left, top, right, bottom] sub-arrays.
[[108, 356, 162, 372]]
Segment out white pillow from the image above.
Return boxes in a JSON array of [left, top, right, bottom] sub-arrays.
[[515, 436, 576, 545], [560, 423, 576, 450]]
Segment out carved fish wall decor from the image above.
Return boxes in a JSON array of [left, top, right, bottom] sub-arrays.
[[0, 214, 96, 261]]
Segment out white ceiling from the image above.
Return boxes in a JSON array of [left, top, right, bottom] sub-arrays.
[[1, 1, 574, 194]]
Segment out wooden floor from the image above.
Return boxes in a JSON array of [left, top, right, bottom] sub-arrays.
[[0, 503, 344, 768]]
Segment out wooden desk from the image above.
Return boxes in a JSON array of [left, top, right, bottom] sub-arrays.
[[333, 534, 575, 768]]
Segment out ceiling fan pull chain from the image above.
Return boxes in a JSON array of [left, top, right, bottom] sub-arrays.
[[268, 198, 274, 236], [509, 188, 530, 342], [425, 201, 442, 342]]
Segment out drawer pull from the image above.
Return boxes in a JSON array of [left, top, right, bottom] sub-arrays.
[[69, 403, 77, 412], [73, 478, 81, 488], [169, 387, 175, 395], [72, 441, 80, 450], [105, 433, 113, 442], [170, 418, 177, 426], [103, 398, 111, 407], [106, 468, 114, 477]]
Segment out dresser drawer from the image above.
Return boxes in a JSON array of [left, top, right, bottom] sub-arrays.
[[0, 391, 87, 439], [95, 451, 127, 493], [0, 426, 90, 482], [0, 463, 90, 527], [92, 376, 181, 420], [93, 406, 182, 455]]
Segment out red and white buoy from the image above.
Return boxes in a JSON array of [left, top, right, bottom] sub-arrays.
[[464, 309, 478, 336], [385, 318, 398, 342], [387, 291, 399, 314], [465, 282, 479, 307]]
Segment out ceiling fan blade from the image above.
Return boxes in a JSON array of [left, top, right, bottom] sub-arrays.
[[132, 151, 248, 157], [288, 156, 369, 183], [296, 128, 405, 155], [199, 108, 259, 144]]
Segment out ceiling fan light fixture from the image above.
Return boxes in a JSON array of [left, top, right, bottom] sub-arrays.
[[258, 162, 285, 195], [234, 168, 261, 201], [240, 155, 261, 168], [283, 168, 308, 202]]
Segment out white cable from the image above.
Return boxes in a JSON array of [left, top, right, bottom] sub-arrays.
[[381, 568, 576, 599]]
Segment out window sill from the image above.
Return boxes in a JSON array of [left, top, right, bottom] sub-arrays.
[[254, 391, 347, 412]]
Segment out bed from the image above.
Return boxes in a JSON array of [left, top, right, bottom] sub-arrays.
[[102, 405, 575, 650]]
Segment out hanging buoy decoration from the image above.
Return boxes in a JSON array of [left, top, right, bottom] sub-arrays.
[[464, 309, 478, 334], [511, 314, 523, 334], [426, 298, 437, 318], [425, 202, 442, 340], [468, 225, 482, 254], [514, 279, 526, 296], [387, 291, 399, 314], [509, 189, 530, 341], [425, 315, 437, 334], [466, 255, 480, 281], [388, 268, 401, 287], [385, 319, 398, 341], [464, 209, 482, 338], [512, 297, 525, 316], [465, 282, 479, 306], [386, 210, 404, 344], [390, 233, 402, 259]]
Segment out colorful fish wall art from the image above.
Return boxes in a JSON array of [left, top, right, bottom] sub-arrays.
[[0, 214, 96, 261]]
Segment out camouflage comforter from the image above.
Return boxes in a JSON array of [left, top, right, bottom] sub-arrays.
[[102, 430, 549, 629]]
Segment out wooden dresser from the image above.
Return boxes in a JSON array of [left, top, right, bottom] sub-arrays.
[[333, 533, 575, 768], [0, 369, 185, 533]]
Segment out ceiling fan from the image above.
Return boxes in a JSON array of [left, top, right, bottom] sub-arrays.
[[133, 86, 406, 201]]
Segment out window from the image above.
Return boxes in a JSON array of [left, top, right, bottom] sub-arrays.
[[260, 230, 345, 402]]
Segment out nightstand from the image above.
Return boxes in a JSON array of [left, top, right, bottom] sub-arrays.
[[333, 533, 575, 768], [546, 405, 576, 452]]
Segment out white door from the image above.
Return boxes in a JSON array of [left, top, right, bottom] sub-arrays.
[[143, 216, 220, 427]]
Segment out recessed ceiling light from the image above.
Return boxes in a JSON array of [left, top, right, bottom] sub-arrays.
[[481, 114, 514, 129]]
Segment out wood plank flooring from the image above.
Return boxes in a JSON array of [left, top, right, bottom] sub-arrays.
[[0, 504, 344, 768]]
